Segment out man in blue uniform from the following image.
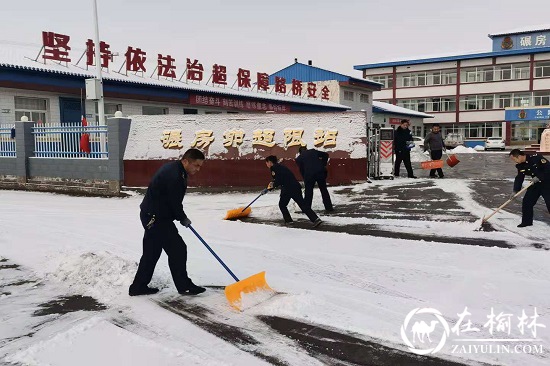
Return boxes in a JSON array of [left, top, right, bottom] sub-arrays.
[[295, 146, 334, 212], [509, 149, 550, 228], [393, 119, 417, 178], [265, 155, 322, 227], [129, 148, 206, 296]]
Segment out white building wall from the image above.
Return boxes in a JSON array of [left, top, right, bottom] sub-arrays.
[[396, 85, 456, 99], [0, 88, 62, 124], [459, 110, 504, 123], [460, 80, 530, 95], [533, 78, 550, 90], [534, 52, 550, 61], [374, 89, 393, 100], [363, 67, 393, 76], [338, 86, 373, 112], [460, 58, 493, 67], [429, 113, 455, 124], [495, 55, 531, 64], [0, 87, 265, 125], [396, 61, 457, 72]]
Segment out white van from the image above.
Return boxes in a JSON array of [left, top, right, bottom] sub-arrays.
[[444, 133, 464, 149]]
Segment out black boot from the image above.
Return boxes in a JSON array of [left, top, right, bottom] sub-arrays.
[[129, 285, 159, 296], [179, 281, 206, 296], [517, 223, 533, 228]]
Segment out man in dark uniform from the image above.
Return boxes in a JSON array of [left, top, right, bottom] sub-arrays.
[[393, 119, 417, 178], [265, 155, 322, 227], [129, 148, 206, 296], [295, 146, 334, 212], [509, 149, 550, 228]]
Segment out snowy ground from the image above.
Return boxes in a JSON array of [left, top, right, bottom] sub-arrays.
[[1, 172, 549, 365]]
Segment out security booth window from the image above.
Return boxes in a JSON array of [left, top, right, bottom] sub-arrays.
[[14, 97, 48, 123]]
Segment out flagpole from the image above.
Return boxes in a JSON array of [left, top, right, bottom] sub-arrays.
[[92, 0, 106, 150]]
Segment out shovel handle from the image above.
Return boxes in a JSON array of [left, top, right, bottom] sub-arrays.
[[241, 190, 266, 212], [482, 182, 534, 223], [188, 225, 240, 282]]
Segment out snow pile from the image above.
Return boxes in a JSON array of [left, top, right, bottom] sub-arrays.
[[238, 288, 277, 311], [410, 146, 429, 162], [473, 145, 485, 151], [451, 146, 478, 153], [48, 252, 149, 301]]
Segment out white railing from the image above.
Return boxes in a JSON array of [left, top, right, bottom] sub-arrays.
[[0, 124, 16, 157], [32, 122, 108, 159]]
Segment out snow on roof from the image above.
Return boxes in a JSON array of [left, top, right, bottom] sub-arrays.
[[372, 101, 434, 118], [0, 47, 350, 110], [489, 24, 550, 38]]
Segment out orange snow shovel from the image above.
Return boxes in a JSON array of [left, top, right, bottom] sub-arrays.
[[224, 189, 268, 220], [188, 225, 272, 310], [421, 160, 444, 170], [445, 150, 460, 167]]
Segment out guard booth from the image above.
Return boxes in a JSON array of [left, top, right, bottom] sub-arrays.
[[367, 125, 394, 179]]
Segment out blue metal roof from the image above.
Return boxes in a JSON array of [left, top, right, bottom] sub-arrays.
[[270, 62, 381, 89], [353, 46, 550, 70]]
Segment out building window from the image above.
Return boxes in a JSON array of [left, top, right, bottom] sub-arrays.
[[142, 106, 169, 115], [535, 61, 550, 78], [512, 94, 531, 107], [534, 91, 550, 106], [184, 108, 198, 114], [498, 94, 511, 108], [343, 91, 354, 101], [397, 70, 456, 87], [369, 75, 393, 89], [397, 97, 455, 112], [15, 97, 48, 123], [360, 94, 369, 103], [104, 103, 122, 117], [205, 111, 222, 114]]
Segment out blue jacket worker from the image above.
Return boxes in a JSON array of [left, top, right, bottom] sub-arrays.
[[129, 148, 207, 296], [295, 146, 334, 211], [265, 155, 322, 227], [393, 119, 417, 178], [509, 149, 550, 228]]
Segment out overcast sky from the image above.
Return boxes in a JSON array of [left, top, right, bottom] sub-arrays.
[[2, 0, 550, 78]]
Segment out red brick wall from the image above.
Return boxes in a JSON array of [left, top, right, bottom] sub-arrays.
[[124, 158, 367, 187]]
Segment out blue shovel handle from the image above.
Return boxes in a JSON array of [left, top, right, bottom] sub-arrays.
[[188, 225, 240, 282]]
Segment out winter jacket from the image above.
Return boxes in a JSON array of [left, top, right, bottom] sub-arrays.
[[424, 132, 445, 151], [513, 154, 550, 192], [295, 149, 329, 180], [394, 126, 413, 152], [140, 161, 188, 222], [270, 163, 302, 193]]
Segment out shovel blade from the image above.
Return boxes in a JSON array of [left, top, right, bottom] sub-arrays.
[[224, 207, 252, 220], [421, 160, 444, 170], [446, 155, 460, 167], [225, 271, 273, 311]]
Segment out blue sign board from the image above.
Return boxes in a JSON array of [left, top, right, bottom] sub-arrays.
[[492, 31, 550, 52], [505, 107, 550, 121]]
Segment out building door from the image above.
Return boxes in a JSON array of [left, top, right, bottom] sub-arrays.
[[59, 97, 83, 123], [59, 97, 84, 154]]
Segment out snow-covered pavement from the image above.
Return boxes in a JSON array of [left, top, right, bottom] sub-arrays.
[[1, 180, 549, 365]]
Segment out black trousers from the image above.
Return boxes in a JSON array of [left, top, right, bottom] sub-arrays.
[[429, 150, 444, 177], [131, 212, 191, 293], [304, 172, 333, 211], [394, 150, 414, 177], [521, 183, 550, 225], [280, 189, 319, 223]]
